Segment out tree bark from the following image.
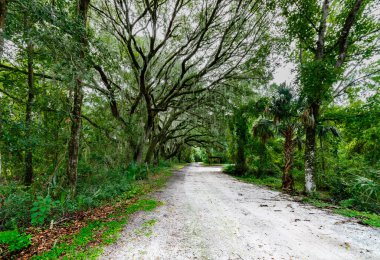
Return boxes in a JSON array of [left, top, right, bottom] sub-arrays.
[[282, 127, 294, 192], [132, 140, 143, 163], [316, 0, 329, 59], [153, 148, 159, 166], [66, 0, 90, 193], [24, 40, 34, 186], [145, 139, 158, 164], [143, 111, 155, 163], [304, 126, 316, 193], [304, 102, 319, 194], [335, 0, 364, 68], [0, 0, 7, 180], [0, 0, 7, 59], [67, 79, 83, 191], [320, 135, 326, 175]]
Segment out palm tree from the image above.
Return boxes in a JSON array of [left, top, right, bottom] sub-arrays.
[[252, 118, 274, 144], [253, 84, 300, 192]]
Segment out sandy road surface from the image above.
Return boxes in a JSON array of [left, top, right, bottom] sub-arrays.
[[100, 163, 380, 260]]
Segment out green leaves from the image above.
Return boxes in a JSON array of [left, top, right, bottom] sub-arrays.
[[30, 195, 57, 226], [300, 59, 338, 103], [280, 0, 320, 45], [0, 230, 31, 252]]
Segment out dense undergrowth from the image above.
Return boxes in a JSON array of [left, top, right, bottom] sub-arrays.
[[0, 161, 184, 258]]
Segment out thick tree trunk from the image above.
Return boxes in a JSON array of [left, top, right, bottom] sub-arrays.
[[282, 127, 294, 192], [153, 148, 159, 166], [145, 139, 157, 164], [320, 135, 326, 175], [66, 0, 90, 193], [304, 103, 319, 194], [304, 125, 316, 193], [143, 112, 155, 163], [133, 140, 143, 163], [67, 79, 83, 191], [24, 40, 34, 186]]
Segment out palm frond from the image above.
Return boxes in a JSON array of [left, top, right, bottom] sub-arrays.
[[252, 118, 274, 143]]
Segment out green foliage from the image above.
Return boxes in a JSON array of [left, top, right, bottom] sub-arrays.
[[0, 162, 172, 230], [223, 164, 236, 175], [190, 147, 208, 163], [350, 176, 380, 212], [300, 60, 337, 103], [31, 196, 57, 226], [125, 199, 160, 214], [271, 85, 300, 123], [0, 187, 33, 229], [0, 230, 31, 252], [127, 163, 149, 181], [236, 175, 282, 190]]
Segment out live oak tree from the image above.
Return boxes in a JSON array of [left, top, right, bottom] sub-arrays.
[[155, 103, 225, 163], [92, 0, 274, 163]]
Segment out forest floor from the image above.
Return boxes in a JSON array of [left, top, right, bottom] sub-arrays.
[[100, 163, 380, 260]]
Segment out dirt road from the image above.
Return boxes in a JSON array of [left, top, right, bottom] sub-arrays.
[[100, 163, 380, 260]]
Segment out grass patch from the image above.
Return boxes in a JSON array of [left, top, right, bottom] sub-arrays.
[[142, 219, 157, 228], [236, 176, 282, 190], [301, 197, 333, 208], [334, 209, 380, 228], [135, 219, 157, 237], [235, 175, 305, 193], [125, 199, 160, 214]]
